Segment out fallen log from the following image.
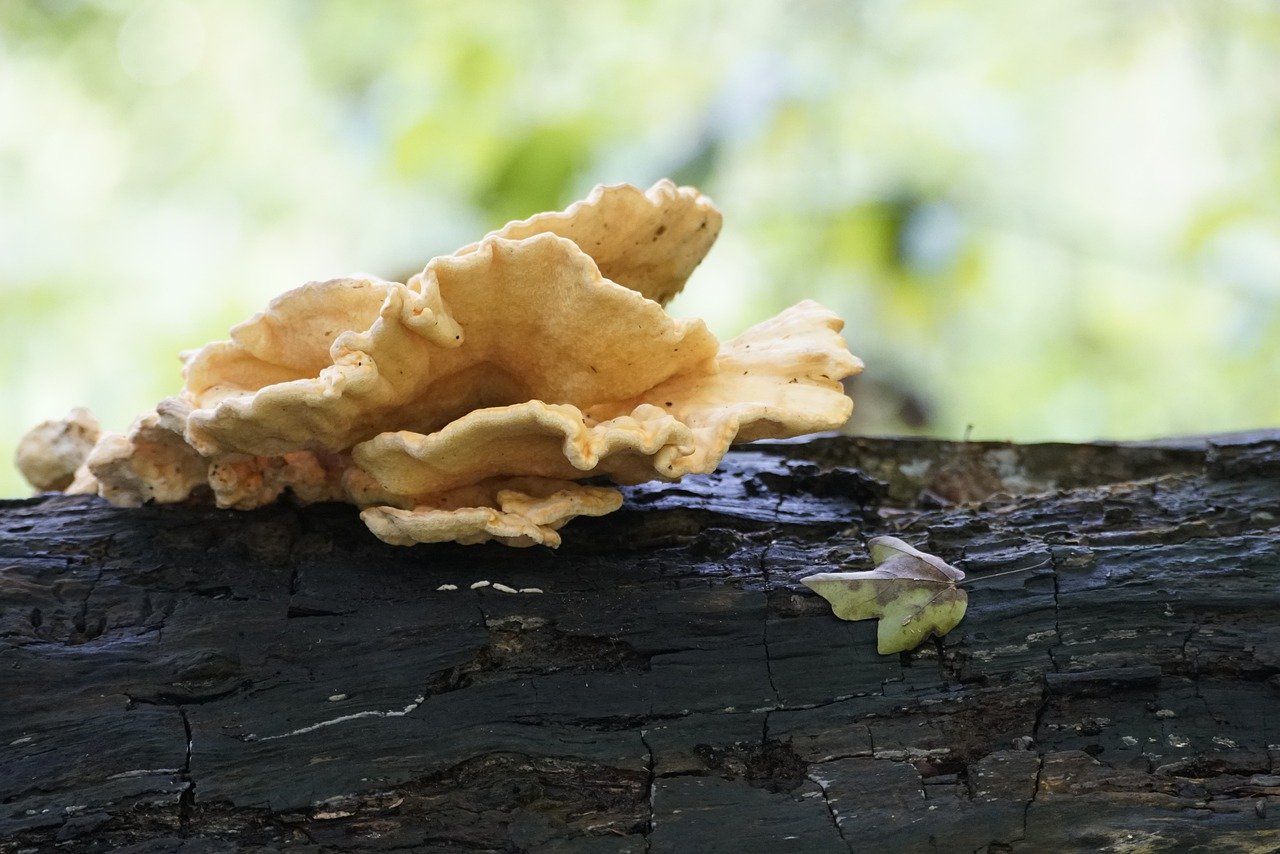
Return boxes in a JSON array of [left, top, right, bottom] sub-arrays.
[[2, 433, 1278, 852]]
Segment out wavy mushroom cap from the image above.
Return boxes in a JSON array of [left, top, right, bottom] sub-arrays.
[[20, 180, 864, 548]]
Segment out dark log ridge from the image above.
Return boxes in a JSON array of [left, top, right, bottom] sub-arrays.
[[2, 434, 1279, 852]]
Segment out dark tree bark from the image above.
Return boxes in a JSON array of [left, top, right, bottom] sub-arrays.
[[2, 433, 1279, 852]]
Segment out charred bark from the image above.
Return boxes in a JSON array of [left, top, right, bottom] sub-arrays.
[[1, 433, 1278, 852]]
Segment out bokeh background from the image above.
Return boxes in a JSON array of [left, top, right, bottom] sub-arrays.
[[3, 0, 1279, 497]]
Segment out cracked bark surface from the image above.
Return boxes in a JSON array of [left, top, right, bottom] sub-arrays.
[[2, 433, 1279, 852]]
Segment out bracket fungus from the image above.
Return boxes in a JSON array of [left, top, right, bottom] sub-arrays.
[[13, 407, 100, 493], [15, 180, 864, 547]]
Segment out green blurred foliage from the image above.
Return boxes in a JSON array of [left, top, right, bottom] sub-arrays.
[[1, 0, 1278, 497]]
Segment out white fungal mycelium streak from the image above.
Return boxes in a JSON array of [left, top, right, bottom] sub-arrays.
[[252, 695, 426, 741]]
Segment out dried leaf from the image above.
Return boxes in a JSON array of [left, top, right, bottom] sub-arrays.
[[802, 536, 967, 654]]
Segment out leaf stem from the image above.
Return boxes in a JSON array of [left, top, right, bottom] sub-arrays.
[[959, 558, 1052, 584]]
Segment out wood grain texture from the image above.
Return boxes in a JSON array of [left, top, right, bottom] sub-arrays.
[[2, 434, 1278, 852]]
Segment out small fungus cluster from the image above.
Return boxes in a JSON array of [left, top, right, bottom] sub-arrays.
[[16, 181, 863, 547]]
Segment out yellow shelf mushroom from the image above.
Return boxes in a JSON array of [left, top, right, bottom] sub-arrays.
[[17, 180, 863, 548]]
